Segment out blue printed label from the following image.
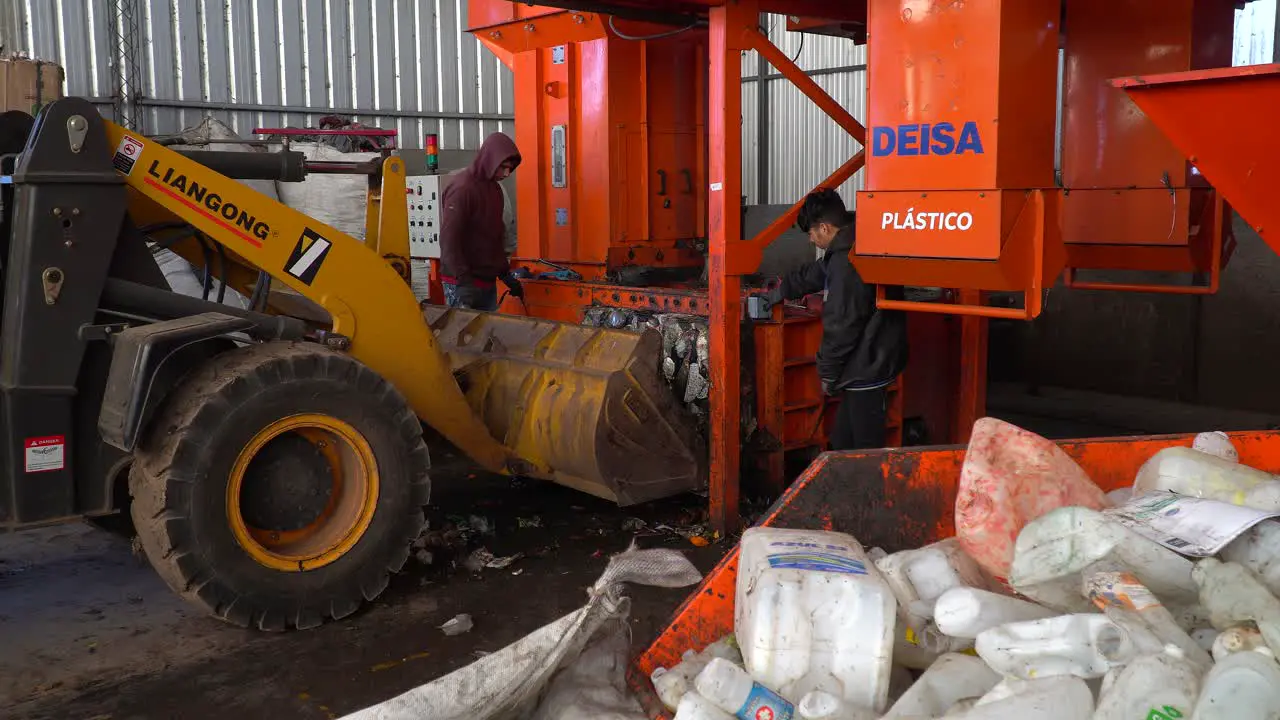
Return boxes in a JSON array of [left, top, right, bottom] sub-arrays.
[[737, 682, 795, 720], [767, 551, 867, 575]]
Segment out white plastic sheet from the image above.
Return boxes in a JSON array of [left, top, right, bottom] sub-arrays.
[[340, 545, 701, 720]]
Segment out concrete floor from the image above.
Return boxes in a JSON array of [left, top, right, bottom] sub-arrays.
[[1, 449, 729, 720]]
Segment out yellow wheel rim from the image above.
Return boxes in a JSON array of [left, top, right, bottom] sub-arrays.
[[227, 414, 379, 572]]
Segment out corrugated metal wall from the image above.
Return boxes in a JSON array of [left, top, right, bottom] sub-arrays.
[[1235, 0, 1277, 65], [6, 5, 1272, 202], [2, 0, 513, 150], [741, 16, 867, 207]]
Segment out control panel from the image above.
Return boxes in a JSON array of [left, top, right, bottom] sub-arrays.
[[406, 174, 453, 259]]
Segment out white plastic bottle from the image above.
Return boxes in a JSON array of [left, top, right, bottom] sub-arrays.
[[652, 636, 745, 711], [1191, 650, 1280, 719], [675, 691, 736, 720], [1009, 506, 1198, 612], [882, 653, 1000, 719], [797, 690, 875, 720], [735, 528, 895, 710], [1222, 521, 1280, 597], [954, 676, 1094, 719], [974, 613, 1137, 680], [933, 587, 1056, 639], [1092, 648, 1202, 720], [1134, 446, 1280, 511], [1193, 558, 1280, 651], [696, 657, 796, 720], [1086, 571, 1213, 670], [1210, 623, 1273, 661]]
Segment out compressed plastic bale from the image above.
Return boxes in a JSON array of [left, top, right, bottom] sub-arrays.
[[955, 418, 1109, 581]]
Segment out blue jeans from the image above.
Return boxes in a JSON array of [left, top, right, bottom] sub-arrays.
[[443, 282, 498, 311]]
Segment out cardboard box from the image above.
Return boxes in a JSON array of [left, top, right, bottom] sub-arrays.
[[0, 57, 64, 115]]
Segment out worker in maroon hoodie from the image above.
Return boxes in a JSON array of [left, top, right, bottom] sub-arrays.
[[440, 132, 524, 310]]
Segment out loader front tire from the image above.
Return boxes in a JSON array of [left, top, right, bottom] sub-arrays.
[[130, 341, 430, 631]]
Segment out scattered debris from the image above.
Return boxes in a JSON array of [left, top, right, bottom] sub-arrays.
[[622, 517, 648, 532], [518, 516, 544, 529], [689, 536, 711, 547], [485, 553, 523, 570], [414, 549, 435, 566], [512, 569, 524, 576], [463, 548, 496, 574], [439, 614, 473, 636]]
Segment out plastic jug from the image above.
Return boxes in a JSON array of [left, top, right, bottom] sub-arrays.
[[1193, 558, 1280, 651], [952, 676, 1094, 719], [675, 691, 736, 720], [1009, 506, 1198, 612], [735, 528, 895, 710], [1192, 628, 1221, 652], [1092, 648, 1202, 720], [975, 613, 1137, 680], [1086, 570, 1213, 670], [652, 636, 744, 711], [796, 690, 875, 720], [933, 587, 1056, 639], [892, 620, 957, 670], [878, 540, 990, 667], [696, 657, 796, 720], [954, 418, 1109, 581], [1191, 650, 1280, 719], [877, 539, 993, 620], [942, 698, 979, 717], [882, 653, 1000, 720], [1221, 520, 1280, 597], [1193, 431, 1239, 462], [1210, 623, 1273, 661], [1134, 446, 1280, 511]]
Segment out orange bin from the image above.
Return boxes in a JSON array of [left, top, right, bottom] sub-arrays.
[[628, 429, 1280, 718]]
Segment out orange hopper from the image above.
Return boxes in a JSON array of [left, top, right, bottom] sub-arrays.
[[1117, 63, 1280, 258]]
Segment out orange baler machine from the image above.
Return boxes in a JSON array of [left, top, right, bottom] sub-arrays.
[[464, 0, 1257, 536]]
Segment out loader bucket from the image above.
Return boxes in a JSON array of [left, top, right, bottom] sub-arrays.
[[628, 430, 1280, 719], [1116, 64, 1280, 256], [422, 307, 704, 505]]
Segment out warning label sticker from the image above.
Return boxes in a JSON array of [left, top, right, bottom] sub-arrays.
[[24, 435, 65, 473], [112, 134, 145, 175], [285, 227, 333, 286]]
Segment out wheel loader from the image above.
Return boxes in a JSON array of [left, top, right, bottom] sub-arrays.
[[0, 98, 703, 630]]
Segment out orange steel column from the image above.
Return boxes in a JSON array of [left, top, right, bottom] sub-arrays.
[[708, 0, 755, 534], [956, 290, 988, 443]]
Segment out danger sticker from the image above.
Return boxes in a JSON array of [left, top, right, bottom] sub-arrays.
[[285, 227, 332, 285], [112, 134, 145, 175], [24, 435, 65, 473]]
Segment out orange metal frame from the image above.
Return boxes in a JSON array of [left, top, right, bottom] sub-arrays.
[[469, 0, 873, 532], [465, 0, 1245, 534]]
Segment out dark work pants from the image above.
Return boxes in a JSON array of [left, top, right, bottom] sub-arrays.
[[829, 386, 888, 451]]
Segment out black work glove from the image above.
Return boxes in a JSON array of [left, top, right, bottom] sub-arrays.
[[821, 378, 836, 397], [764, 284, 785, 306], [501, 272, 525, 300], [453, 283, 490, 309]]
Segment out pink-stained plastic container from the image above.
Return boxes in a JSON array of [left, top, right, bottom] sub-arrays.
[[954, 418, 1110, 581]]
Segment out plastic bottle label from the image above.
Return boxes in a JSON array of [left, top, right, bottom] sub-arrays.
[[737, 683, 795, 720], [1146, 705, 1184, 720], [1087, 571, 1162, 611], [766, 552, 867, 574]]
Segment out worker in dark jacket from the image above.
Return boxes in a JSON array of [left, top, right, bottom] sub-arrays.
[[440, 132, 523, 310], [764, 189, 909, 450]]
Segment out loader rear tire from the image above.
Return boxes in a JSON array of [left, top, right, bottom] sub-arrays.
[[130, 341, 430, 631]]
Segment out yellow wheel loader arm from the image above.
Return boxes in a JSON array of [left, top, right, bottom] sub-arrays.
[[102, 122, 519, 475]]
